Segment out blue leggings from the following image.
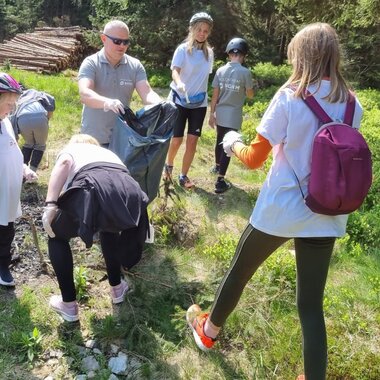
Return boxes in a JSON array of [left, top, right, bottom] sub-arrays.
[[210, 224, 335, 380]]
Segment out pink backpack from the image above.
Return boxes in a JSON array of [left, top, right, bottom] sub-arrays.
[[295, 91, 372, 215]]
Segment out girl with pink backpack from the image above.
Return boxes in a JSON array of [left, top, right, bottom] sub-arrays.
[[186, 23, 364, 380]]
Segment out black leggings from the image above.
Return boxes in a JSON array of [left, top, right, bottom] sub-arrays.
[[48, 207, 148, 302], [215, 126, 234, 176], [0, 222, 15, 267], [48, 231, 124, 302], [210, 224, 335, 380]]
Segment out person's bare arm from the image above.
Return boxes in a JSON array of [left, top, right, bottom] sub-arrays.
[[172, 67, 186, 92], [246, 88, 254, 99], [45, 154, 72, 202], [78, 77, 124, 113], [208, 87, 219, 128], [135, 79, 162, 105]]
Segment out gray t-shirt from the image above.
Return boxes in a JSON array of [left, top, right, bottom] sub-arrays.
[[78, 48, 147, 144], [16, 89, 56, 116], [212, 62, 253, 130]]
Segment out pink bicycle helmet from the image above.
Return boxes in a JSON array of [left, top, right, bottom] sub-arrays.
[[0, 73, 22, 94]]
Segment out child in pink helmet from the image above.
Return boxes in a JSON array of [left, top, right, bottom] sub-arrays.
[[0, 72, 38, 287]]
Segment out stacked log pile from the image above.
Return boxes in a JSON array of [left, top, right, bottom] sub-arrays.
[[0, 26, 85, 74]]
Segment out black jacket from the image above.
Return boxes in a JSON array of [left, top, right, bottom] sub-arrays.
[[53, 162, 149, 248]]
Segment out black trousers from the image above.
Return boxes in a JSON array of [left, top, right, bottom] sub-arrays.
[[210, 224, 335, 380], [0, 222, 15, 267], [48, 210, 148, 302], [214, 125, 234, 176]]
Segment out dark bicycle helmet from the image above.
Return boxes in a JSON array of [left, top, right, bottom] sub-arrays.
[[189, 12, 213, 27], [0, 73, 22, 94], [226, 38, 249, 55]]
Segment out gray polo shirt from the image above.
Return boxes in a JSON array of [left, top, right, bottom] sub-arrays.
[[212, 62, 253, 130], [78, 48, 147, 144]]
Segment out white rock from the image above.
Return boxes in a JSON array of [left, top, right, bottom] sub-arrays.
[[108, 353, 127, 374], [81, 356, 100, 372]]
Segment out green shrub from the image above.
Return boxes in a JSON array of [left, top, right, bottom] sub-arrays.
[[18, 327, 43, 363], [346, 204, 380, 250], [253, 85, 279, 103], [74, 266, 89, 301], [146, 67, 171, 85], [256, 249, 296, 293], [203, 234, 238, 265], [252, 62, 291, 88]]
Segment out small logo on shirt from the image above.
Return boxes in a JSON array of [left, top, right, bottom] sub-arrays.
[[120, 79, 133, 86]]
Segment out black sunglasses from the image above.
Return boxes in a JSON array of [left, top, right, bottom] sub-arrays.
[[103, 33, 130, 46]]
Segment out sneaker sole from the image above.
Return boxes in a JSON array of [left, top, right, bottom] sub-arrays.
[[112, 286, 132, 304], [215, 184, 231, 194], [50, 305, 79, 322], [180, 182, 195, 189], [186, 305, 211, 352], [0, 277, 15, 287]]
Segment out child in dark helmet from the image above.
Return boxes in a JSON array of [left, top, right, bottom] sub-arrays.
[[209, 37, 254, 193], [0, 72, 38, 287]]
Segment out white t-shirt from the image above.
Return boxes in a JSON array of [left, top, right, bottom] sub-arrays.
[[251, 81, 363, 237], [57, 143, 125, 190], [0, 118, 23, 225], [169, 42, 213, 108]]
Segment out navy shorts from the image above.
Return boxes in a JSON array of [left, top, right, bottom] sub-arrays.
[[173, 104, 207, 138]]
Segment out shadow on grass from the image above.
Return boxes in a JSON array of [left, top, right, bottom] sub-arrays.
[[0, 286, 46, 379], [193, 183, 255, 222], [85, 253, 245, 378]]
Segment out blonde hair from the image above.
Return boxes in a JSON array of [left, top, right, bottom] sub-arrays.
[[283, 23, 349, 102], [185, 21, 212, 61], [103, 20, 129, 35], [69, 134, 100, 146]]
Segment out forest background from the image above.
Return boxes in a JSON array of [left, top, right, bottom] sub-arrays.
[[0, 0, 379, 89], [0, 1, 379, 379]]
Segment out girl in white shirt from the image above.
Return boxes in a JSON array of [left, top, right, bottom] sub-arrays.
[[0, 73, 37, 287], [186, 23, 363, 380], [164, 12, 214, 189]]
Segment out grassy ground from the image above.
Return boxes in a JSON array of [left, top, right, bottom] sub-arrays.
[[0, 69, 379, 379]]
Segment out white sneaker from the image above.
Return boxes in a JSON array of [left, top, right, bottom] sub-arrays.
[[110, 280, 130, 304], [49, 295, 79, 322]]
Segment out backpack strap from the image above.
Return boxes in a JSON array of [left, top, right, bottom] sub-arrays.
[[302, 91, 333, 124], [299, 88, 356, 127], [343, 92, 356, 126]]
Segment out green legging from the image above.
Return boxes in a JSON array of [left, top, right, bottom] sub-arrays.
[[210, 224, 335, 380]]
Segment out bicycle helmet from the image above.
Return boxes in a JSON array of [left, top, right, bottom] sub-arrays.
[[226, 38, 249, 55], [189, 12, 213, 27], [0, 73, 22, 94]]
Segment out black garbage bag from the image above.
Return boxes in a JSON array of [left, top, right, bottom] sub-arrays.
[[109, 101, 178, 203]]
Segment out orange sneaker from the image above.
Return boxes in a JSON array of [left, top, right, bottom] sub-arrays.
[[186, 304, 216, 351]]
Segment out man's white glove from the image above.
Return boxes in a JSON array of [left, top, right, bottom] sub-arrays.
[[42, 204, 58, 238], [23, 165, 38, 183], [176, 82, 186, 93], [223, 131, 243, 157], [103, 98, 125, 114]]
